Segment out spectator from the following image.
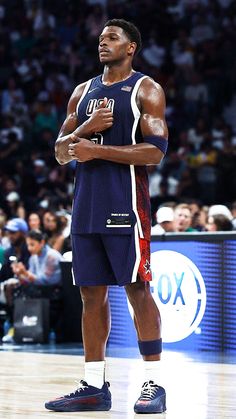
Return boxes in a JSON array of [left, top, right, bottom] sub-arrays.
[[43, 212, 65, 253], [0, 218, 30, 283], [0, 208, 8, 252], [190, 15, 215, 45], [12, 229, 62, 286], [208, 204, 233, 221], [0, 114, 23, 143], [85, 4, 108, 40], [32, 8, 56, 36], [32, 159, 48, 189], [151, 206, 176, 235], [231, 202, 236, 230], [184, 73, 209, 123], [1, 77, 24, 115], [187, 118, 208, 151], [142, 36, 166, 68], [205, 214, 233, 231], [174, 203, 197, 232], [1, 229, 63, 343], [28, 212, 42, 230], [33, 101, 58, 136], [4, 191, 26, 220], [188, 200, 207, 231]]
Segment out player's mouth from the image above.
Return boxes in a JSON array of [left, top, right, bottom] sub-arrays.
[[99, 48, 110, 55]]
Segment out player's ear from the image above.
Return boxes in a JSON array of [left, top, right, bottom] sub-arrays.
[[127, 42, 136, 56]]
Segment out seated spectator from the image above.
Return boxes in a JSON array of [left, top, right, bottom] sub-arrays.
[[1, 229, 63, 343], [43, 212, 65, 253], [151, 206, 175, 235], [188, 200, 208, 231], [1, 77, 24, 115], [187, 118, 208, 151], [190, 15, 214, 45], [33, 101, 58, 136], [28, 212, 42, 230], [184, 73, 209, 122], [142, 36, 166, 68], [12, 229, 62, 286], [4, 191, 26, 220], [55, 210, 72, 253], [174, 203, 197, 232], [205, 214, 233, 231], [0, 218, 30, 283], [85, 4, 108, 40], [231, 201, 236, 230], [0, 208, 9, 251], [0, 217, 30, 341], [208, 204, 233, 221], [0, 114, 23, 144]]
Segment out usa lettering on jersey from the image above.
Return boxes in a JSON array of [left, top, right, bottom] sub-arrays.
[[86, 98, 115, 116]]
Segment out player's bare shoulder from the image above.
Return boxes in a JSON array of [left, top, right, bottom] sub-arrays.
[[137, 77, 166, 108], [67, 81, 88, 114]]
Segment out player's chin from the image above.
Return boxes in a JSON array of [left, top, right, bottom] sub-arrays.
[[99, 55, 112, 64]]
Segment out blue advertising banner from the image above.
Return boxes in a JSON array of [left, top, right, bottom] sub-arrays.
[[108, 233, 236, 352]]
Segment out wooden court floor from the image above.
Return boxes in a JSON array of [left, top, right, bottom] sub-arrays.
[[0, 349, 236, 419]]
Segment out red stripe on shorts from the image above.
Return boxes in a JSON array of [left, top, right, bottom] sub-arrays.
[[138, 238, 152, 282]]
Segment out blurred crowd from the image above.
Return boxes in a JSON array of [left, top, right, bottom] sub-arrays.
[[151, 201, 236, 234], [0, 0, 236, 238]]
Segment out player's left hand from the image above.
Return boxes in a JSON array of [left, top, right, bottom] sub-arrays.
[[68, 138, 96, 162]]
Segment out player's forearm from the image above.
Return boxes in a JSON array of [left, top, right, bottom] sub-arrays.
[[55, 122, 94, 165], [93, 143, 164, 165]]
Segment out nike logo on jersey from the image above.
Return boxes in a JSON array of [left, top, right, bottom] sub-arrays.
[[88, 87, 99, 94], [86, 98, 115, 116]]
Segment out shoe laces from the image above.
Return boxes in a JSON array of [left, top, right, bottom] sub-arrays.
[[66, 380, 88, 397], [139, 381, 159, 400]]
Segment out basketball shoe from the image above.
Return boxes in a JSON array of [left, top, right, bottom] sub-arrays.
[[45, 380, 111, 412], [134, 380, 166, 413]]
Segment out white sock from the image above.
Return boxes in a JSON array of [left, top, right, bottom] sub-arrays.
[[84, 361, 105, 388], [143, 360, 161, 384]]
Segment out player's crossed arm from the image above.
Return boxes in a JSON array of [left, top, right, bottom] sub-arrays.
[[55, 84, 113, 164]]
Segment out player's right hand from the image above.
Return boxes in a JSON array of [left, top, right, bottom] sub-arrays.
[[87, 97, 113, 133]]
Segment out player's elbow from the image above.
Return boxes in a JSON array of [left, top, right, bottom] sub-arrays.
[[149, 148, 164, 165]]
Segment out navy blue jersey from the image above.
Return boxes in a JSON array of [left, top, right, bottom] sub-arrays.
[[71, 71, 151, 239]]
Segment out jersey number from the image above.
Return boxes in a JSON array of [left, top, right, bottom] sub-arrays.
[[91, 132, 103, 145]]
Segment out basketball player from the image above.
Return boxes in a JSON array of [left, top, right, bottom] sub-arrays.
[[45, 19, 168, 414]]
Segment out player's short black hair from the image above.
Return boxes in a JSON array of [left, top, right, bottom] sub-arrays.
[[104, 19, 142, 54]]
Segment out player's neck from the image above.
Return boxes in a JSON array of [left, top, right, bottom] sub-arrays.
[[102, 65, 134, 86]]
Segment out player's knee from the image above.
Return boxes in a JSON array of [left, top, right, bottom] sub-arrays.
[[80, 285, 108, 307]]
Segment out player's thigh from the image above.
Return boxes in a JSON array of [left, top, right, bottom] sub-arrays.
[[102, 234, 151, 286], [71, 234, 116, 286]]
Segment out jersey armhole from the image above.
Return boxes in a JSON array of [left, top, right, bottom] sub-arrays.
[[75, 79, 93, 115], [131, 76, 149, 119]]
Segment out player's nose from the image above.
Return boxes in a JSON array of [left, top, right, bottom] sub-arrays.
[[99, 38, 107, 47]]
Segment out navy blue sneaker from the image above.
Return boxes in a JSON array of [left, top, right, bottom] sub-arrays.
[[134, 380, 166, 414], [45, 380, 112, 412]]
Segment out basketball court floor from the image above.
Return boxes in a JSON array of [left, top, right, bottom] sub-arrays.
[[0, 344, 235, 419]]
